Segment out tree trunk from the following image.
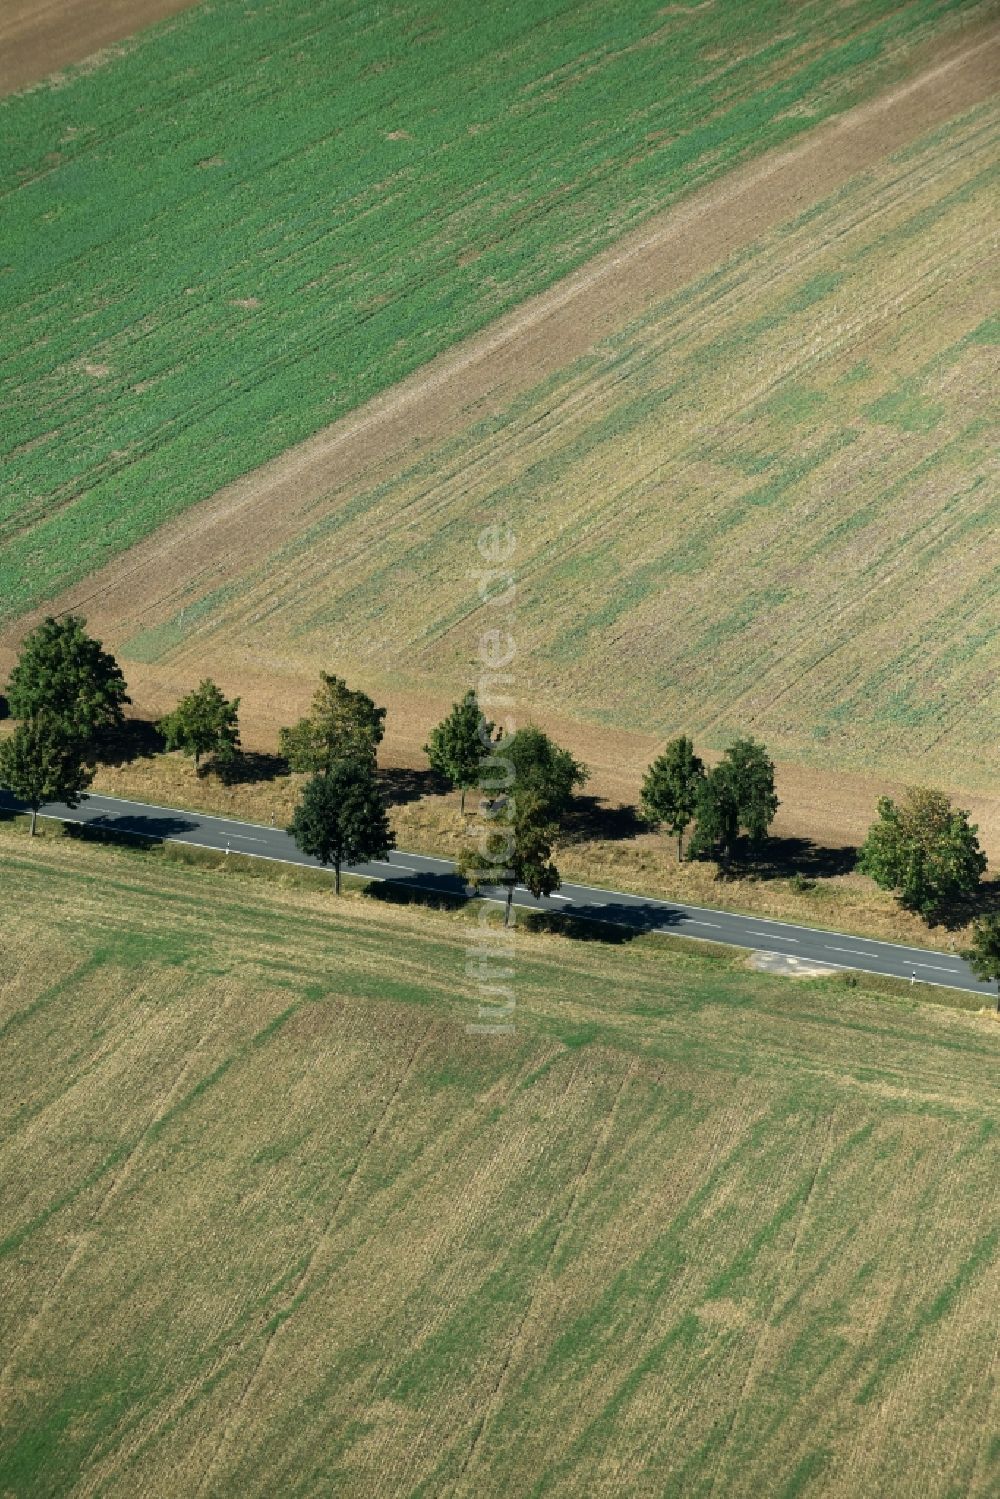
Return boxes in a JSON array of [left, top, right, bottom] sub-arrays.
[[335, 858, 342, 896], [194, 749, 200, 770], [460, 786, 466, 814], [677, 832, 683, 862], [29, 805, 37, 836], [504, 884, 514, 928]]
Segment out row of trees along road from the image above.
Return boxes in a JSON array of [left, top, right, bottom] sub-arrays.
[[1, 621, 997, 996]]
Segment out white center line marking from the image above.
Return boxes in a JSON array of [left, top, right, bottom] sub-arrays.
[[686, 920, 722, 929], [824, 945, 879, 958], [749, 931, 799, 942]]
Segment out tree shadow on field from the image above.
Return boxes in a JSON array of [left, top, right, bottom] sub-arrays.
[[95, 717, 166, 766], [363, 871, 470, 914], [519, 908, 645, 944], [559, 796, 647, 845], [920, 873, 1000, 932], [215, 750, 289, 787], [713, 835, 859, 883], [379, 766, 447, 807]]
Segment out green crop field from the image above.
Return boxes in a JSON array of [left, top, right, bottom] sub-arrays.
[[0, 0, 989, 622], [1, 824, 997, 1496], [114, 101, 1000, 790]]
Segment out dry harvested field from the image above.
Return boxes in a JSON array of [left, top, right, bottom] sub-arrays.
[[1, 823, 998, 1497], [0, 0, 993, 622], [30, 79, 1000, 814]]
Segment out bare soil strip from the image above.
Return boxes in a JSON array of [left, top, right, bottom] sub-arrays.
[[0, 0, 202, 97]]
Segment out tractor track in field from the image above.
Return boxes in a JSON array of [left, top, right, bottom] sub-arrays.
[[7, 24, 997, 669], [2, 26, 997, 859]]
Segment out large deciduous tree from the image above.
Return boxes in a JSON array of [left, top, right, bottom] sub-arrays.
[[459, 790, 560, 928], [159, 679, 240, 772], [279, 673, 386, 775], [689, 737, 779, 862], [480, 725, 587, 821], [0, 715, 93, 835], [6, 615, 129, 748], [425, 690, 495, 812], [287, 759, 394, 894], [859, 788, 987, 921], [965, 913, 1000, 1013], [640, 735, 705, 860]]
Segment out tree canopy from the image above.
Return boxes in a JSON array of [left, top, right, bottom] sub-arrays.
[[858, 788, 987, 921], [640, 735, 705, 860], [287, 759, 394, 893], [159, 680, 240, 772], [279, 673, 386, 774], [459, 790, 560, 927], [6, 615, 129, 747], [689, 737, 779, 861], [965, 913, 1000, 1012], [425, 690, 495, 811], [0, 715, 93, 835], [481, 725, 587, 821]]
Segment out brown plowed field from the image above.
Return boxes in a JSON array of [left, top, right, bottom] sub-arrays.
[[0, 0, 201, 97], [3, 29, 998, 854]]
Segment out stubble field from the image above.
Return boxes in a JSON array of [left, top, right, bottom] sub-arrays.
[[1, 824, 998, 1496], [47, 94, 999, 795], [0, 0, 992, 622]]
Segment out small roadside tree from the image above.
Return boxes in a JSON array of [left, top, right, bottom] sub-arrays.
[[159, 680, 240, 772], [425, 690, 495, 812], [481, 725, 587, 821], [6, 615, 130, 749], [858, 787, 987, 921], [0, 716, 93, 835], [279, 673, 386, 774], [689, 737, 779, 862], [287, 759, 394, 894], [640, 735, 705, 860], [458, 791, 560, 928], [965, 913, 1000, 1013]]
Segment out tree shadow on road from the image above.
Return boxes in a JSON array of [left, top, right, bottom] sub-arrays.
[[64, 813, 200, 848], [363, 872, 469, 914], [518, 908, 645, 943]]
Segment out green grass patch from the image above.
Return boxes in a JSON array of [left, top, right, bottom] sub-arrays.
[[0, 0, 986, 619]]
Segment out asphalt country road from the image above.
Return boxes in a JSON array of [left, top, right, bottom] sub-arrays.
[[2, 789, 994, 1000]]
